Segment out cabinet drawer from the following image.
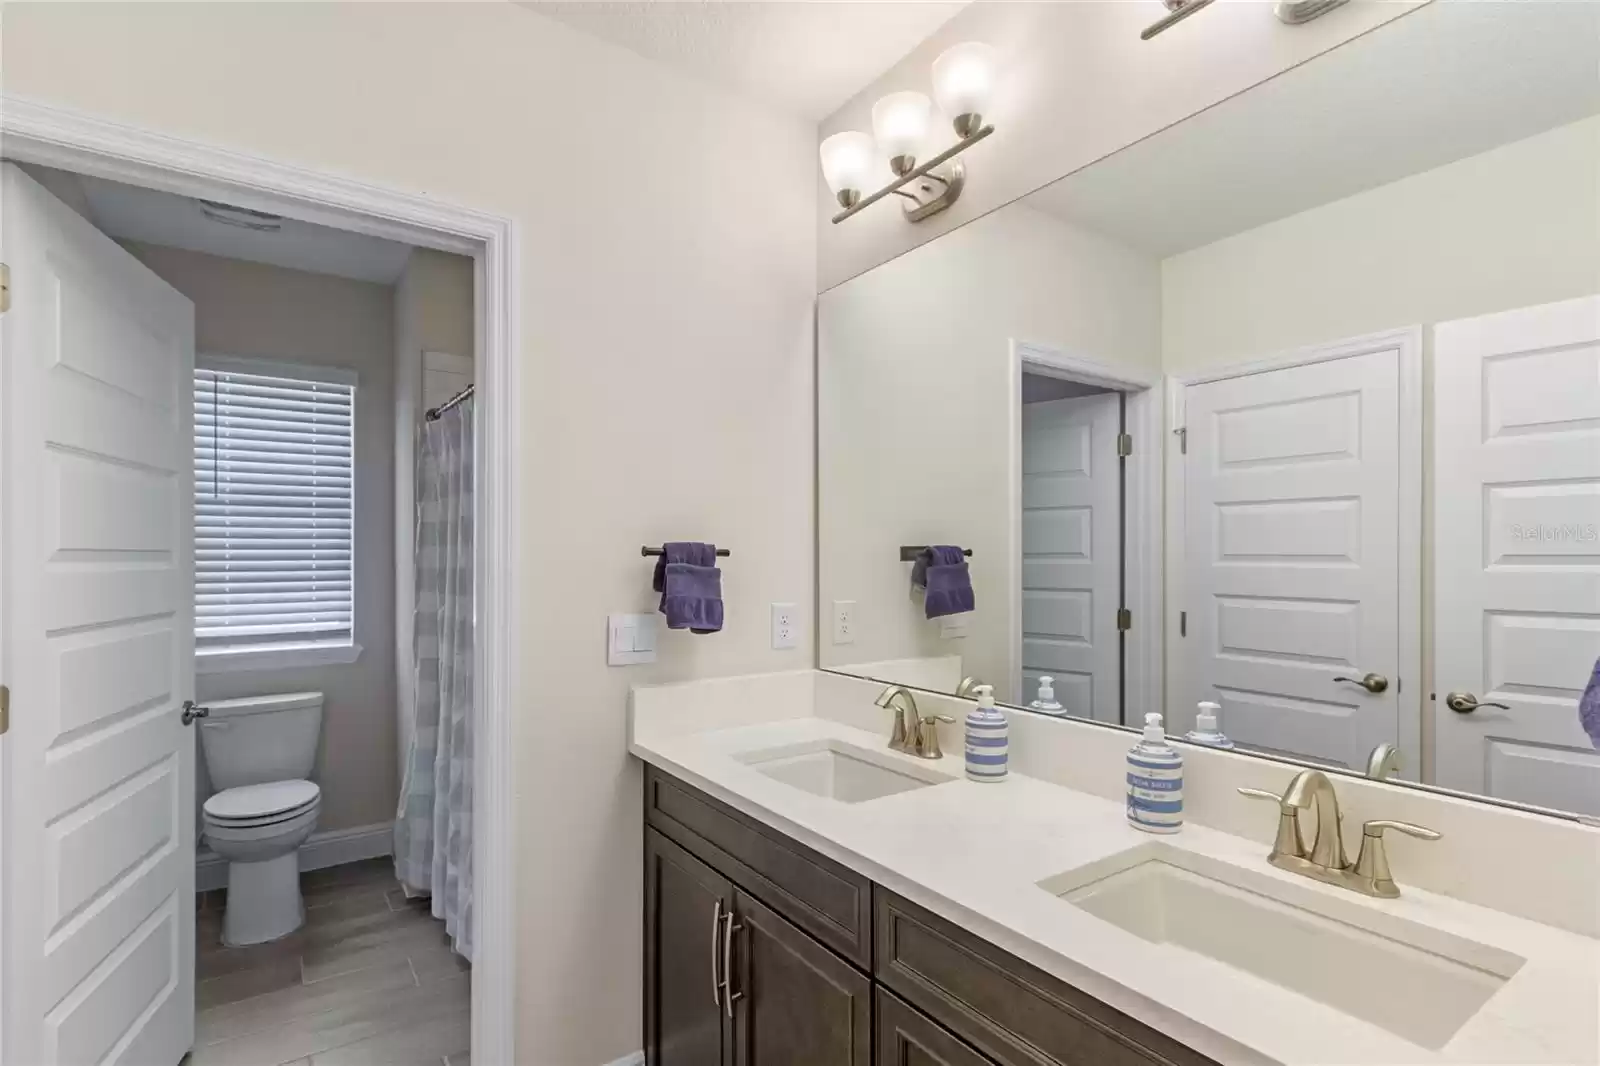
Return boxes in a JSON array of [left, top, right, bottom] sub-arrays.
[[878, 987, 998, 1066], [644, 766, 872, 968], [876, 889, 1218, 1066]]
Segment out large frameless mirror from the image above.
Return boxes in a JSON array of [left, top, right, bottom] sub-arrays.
[[817, 1, 1600, 821]]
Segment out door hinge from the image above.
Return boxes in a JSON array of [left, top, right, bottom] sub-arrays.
[[0, 684, 10, 735], [1117, 608, 1132, 632], [1116, 432, 1133, 457], [0, 263, 10, 314], [1179, 610, 1187, 637], [1174, 426, 1187, 454]]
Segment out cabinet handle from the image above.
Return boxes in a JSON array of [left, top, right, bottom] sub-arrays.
[[721, 911, 743, 1018], [709, 899, 723, 1008]]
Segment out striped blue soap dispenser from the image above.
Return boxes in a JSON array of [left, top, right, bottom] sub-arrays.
[[964, 684, 1008, 782], [1127, 713, 1183, 834]]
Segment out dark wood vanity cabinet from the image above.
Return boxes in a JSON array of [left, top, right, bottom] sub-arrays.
[[643, 766, 1216, 1066]]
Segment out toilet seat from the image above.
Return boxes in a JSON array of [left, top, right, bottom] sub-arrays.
[[204, 780, 321, 828]]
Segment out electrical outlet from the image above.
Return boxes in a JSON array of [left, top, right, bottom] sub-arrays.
[[832, 600, 856, 645], [770, 602, 798, 650]]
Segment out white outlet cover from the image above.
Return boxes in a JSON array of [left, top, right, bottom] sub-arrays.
[[770, 602, 798, 650], [832, 600, 856, 645]]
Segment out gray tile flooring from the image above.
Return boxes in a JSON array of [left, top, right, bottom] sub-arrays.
[[191, 858, 470, 1066]]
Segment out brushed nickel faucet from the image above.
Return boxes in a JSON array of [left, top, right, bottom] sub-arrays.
[[1239, 769, 1440, 898], [874, 685, 956, 760], [954, 676, 984, 700]]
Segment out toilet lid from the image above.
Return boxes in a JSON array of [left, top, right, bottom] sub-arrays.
[[205, 779, 320, 822]]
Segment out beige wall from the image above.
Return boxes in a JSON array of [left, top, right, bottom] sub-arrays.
[[122, 242, 401, 835], [393, 249, 475, 787], [819, 202, 1159, 702], [1, 4, 816, 1062], [1161, 114, 1600, 371], [816, 0, 1422, 290]]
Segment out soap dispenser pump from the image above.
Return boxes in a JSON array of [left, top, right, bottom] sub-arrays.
[[1029, 675, 1064, 714], [1183, 700, 1234, 750], [1127, 712, 1183, 834], [964, 684, 1008, 782]]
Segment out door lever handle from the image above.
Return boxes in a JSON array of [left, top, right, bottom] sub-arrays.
[[1332, 673, 1388, 694], [1444, 691, 1509, 714], [181, 700, 211, 726]]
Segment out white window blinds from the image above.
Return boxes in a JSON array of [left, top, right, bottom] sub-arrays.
[[194, 359, 357, 650]]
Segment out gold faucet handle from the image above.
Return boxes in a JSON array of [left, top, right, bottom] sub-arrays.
[[1238, 787, 1307, 859], [1352, 819, 1441, 898]]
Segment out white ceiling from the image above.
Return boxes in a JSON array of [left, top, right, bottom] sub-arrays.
[[1027, 1, 1600, 258], [32, 167, 415, 284], [522, 1, 968, 120]]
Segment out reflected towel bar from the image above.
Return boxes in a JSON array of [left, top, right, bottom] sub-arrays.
[[642, 546, 731, 558], [899, 546, 974, 562]]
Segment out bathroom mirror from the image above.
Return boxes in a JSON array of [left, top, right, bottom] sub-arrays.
[[817, 1, 1600, 820]]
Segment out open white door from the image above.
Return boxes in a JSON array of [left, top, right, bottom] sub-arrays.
[[1183, 348, 1405, 770], [2, 164, 196, 1064], [1020, 392, 1122, 722], [1434, 296, 1600, 816]]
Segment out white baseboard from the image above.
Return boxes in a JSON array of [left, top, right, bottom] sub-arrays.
[[600, 1054, 644, 1066], [197, 820, 394, 893]]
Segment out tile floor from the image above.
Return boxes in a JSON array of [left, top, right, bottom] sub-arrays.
[[189, 858, 470, 1066]]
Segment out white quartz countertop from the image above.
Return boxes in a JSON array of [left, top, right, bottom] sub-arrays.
[[630, 714, 1600, 1066]]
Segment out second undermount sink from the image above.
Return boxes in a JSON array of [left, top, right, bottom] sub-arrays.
[[1040, 844, 1526, 1051], [736, 738, 956, 803]]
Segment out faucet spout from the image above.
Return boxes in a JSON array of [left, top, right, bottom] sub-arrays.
[[874, 685, 920, 754], [1281, 769, 1347, 871]]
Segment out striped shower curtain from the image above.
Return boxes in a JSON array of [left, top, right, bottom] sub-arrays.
[[395, 398, 474, 960]]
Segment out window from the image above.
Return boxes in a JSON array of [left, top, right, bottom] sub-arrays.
[[194, 357, 359, 669]]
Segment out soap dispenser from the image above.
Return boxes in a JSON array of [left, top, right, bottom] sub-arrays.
[[964, 684, 1008, 782], [1127, 712, 1183, 834], [1183, 700, 1234, 750], [1029, 675, 1064, 714]]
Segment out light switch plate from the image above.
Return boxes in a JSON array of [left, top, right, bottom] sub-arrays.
[[608, 613, 657, 666], [832, 600, 856, 645], [771, 603, 798, 650]]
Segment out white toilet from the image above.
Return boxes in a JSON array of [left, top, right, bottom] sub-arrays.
[[199, 691, 324, 947]]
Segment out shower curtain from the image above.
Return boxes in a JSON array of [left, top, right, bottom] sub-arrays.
[[395, 398, 474, 960]]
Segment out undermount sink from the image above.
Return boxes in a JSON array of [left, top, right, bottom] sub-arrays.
[[736, 738, 956, 803], [1040, 844, 1525, 1051]]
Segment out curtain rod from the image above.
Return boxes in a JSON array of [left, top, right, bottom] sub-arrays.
[[425, 383, 475, 422]]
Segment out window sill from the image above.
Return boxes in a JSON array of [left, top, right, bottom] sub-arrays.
[[196, 641, 364, 674]]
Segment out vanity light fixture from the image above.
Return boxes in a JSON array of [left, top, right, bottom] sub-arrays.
[[823, 41, 998, 225]]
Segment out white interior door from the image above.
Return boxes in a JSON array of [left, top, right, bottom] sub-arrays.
[[1434, 296, 1600, 816], [1183, 350, 1403, 769], [1020, 392, 1122, 721], [2, 164, 196, 1065]]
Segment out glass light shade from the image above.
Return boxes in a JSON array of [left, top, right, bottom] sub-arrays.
[[818, 131, 875, 204], [871, 91, 933, 172], [932, 42, 996, 134]]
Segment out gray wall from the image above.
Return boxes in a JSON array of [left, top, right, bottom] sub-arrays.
[[124, 241, 399, 835]]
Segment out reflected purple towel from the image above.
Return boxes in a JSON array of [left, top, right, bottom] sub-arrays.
[[1581, 657, 1600, 748], [916, 545, 974, 620], [652, 541, 723, 634]]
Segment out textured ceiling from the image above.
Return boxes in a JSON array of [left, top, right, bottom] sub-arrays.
[[521, 1, 969, 120]]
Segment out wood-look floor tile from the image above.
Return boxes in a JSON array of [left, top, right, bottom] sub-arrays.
[[409, 941, 470, 985], [197, 953, 304, 1011], [189, 972, 463, 1066], [300, 909, 446, 985], [444, 1053, 470, 1066], [305, 975, 470, 1066], [197, 962, 420, 1046], [300, 858, 395, 892], [197, 929, 306, 982]]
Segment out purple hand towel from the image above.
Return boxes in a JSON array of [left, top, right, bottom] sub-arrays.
[[652, 541, 723, 634], [1581, 657, 1600, 748], [916, 545, 974, 620]]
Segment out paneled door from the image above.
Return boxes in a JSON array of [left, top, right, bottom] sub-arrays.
[[1019, 392, 1122, 721], [1434, 296, 1600, 816], [1183, 345, 1407, 770], [1, 164, 197, 1065]]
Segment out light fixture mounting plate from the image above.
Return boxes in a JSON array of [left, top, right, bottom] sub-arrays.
[[900, 159, 965, 222]]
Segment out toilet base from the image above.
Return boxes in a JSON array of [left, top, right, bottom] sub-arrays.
[[223, 852, 306, 947]]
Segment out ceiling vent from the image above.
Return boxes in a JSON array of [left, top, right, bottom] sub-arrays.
[[197, 199, 284, 232]]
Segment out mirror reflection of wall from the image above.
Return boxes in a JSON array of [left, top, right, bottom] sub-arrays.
[[817, 1, 1600, 821]]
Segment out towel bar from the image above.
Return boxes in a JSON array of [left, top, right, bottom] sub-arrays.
[[642, 546, 731, 558], [899, 546, 973, 562]]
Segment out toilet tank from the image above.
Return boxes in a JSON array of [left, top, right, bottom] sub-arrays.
[[199, 691, 324, 791]]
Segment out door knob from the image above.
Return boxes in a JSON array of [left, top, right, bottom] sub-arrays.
[[1444, 691, 1509, 714], [1333, 672, 1388, 694], [181, 700, 210, 726]]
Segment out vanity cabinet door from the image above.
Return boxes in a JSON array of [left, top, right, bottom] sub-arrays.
[[730, 888, 871, 1066], [878, 987, 999, 1066], [645, 829, 733, 1066]]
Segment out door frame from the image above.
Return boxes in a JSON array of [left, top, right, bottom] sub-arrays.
[[1164, 326, 1423, 778], [1008, 340, 1163, 725], [0, 94, 521, 1062]]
